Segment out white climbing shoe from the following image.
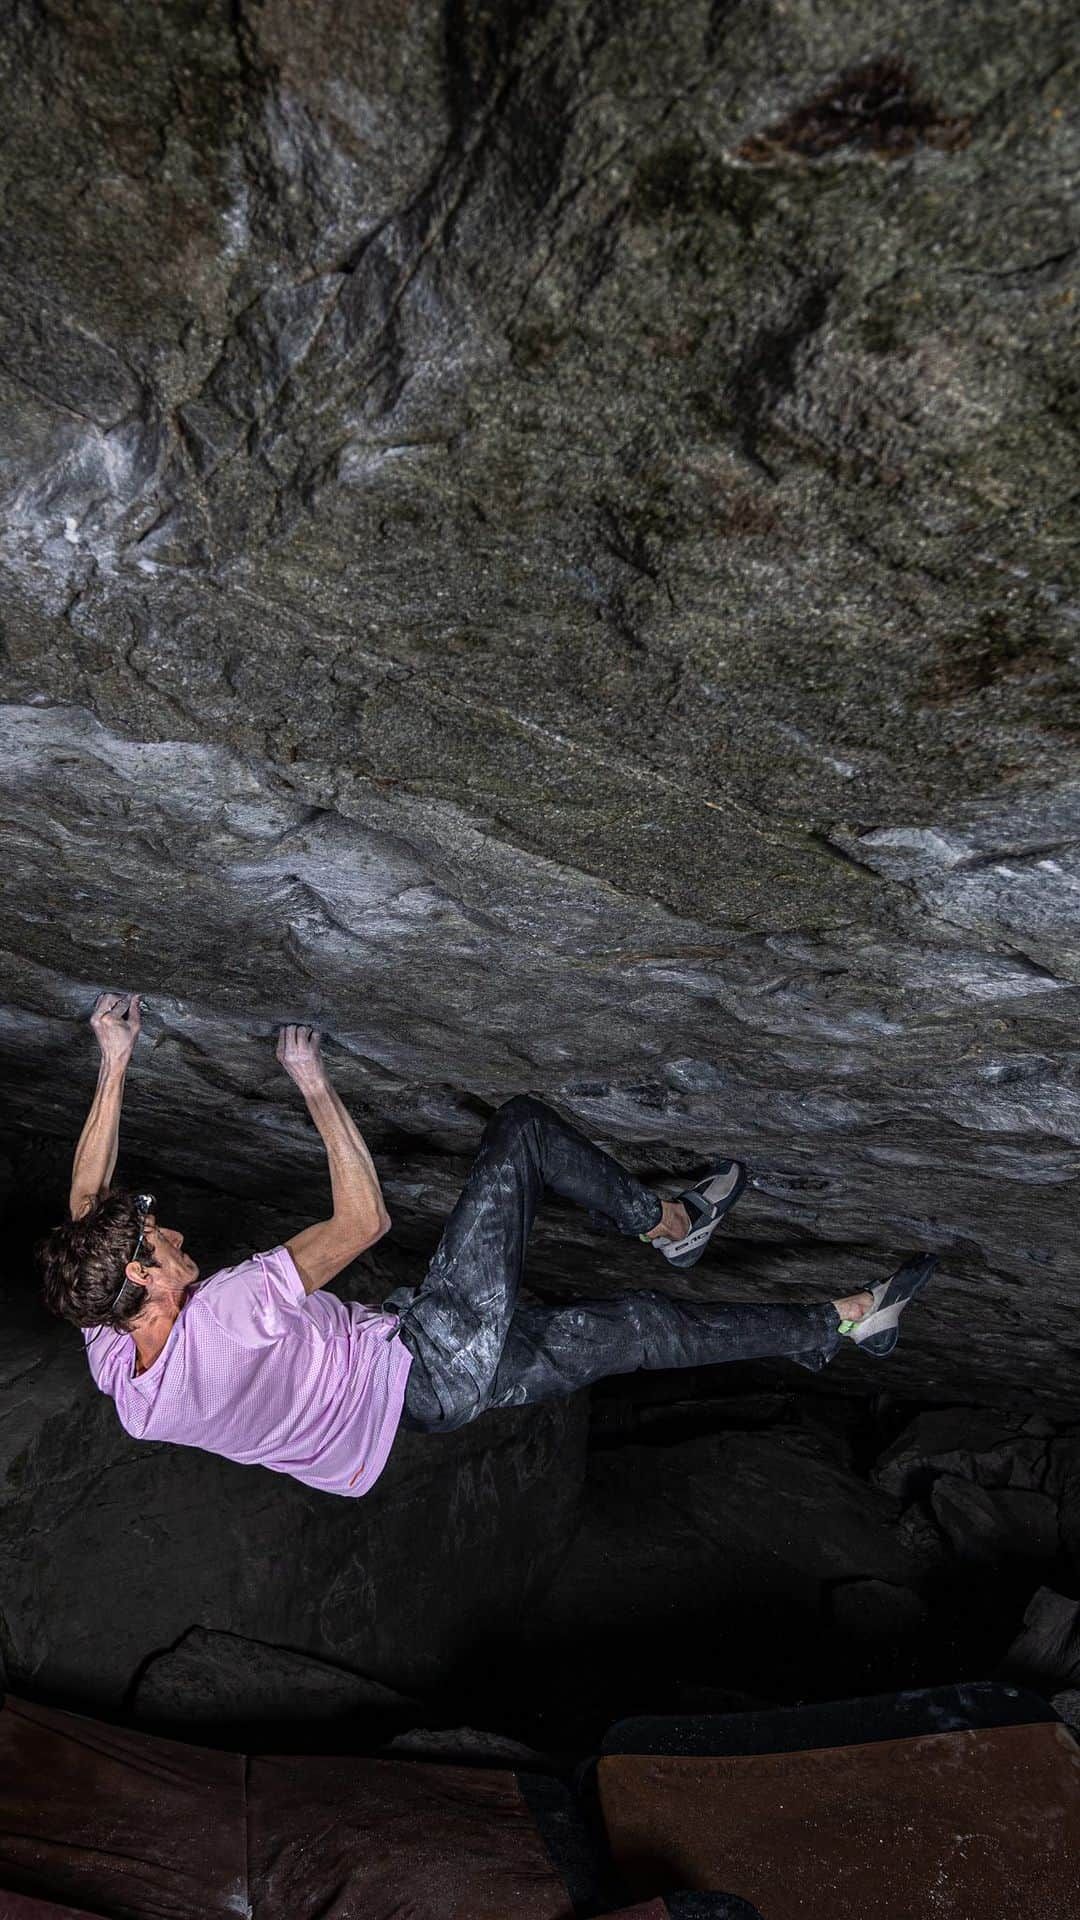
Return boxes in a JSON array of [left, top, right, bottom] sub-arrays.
[[840, 1254, 938, 1357], [646, 1161, 747, 1268]]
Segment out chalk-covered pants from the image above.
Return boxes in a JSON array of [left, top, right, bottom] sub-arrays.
[[389, 1096, 841, 1433]]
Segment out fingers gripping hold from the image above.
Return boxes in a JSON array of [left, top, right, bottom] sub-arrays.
[[276, 1023, 325, 1091], [90, 991, 142, 1068]]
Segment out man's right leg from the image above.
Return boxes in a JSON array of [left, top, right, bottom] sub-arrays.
[[474, 1261, 932, 1408], [480, 1288, 851, 1411], [393, 1095, 666, 1431]]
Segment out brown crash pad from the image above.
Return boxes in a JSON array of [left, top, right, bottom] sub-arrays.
[[0, 1697, 247, 1920], [598, 1719, 1080, 1920], [247, 1752, 573, 1919]]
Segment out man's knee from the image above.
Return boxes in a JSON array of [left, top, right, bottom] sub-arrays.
[[483, 1093, 550, 1144]]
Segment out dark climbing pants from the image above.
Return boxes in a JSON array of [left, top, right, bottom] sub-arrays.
[[391, 1096, 841, 1433]]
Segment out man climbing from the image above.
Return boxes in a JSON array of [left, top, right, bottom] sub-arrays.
[[37, 991, 936, 1497]]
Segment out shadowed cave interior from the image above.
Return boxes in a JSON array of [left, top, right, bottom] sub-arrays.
[[0, 0, 1079, 1879], [4, 1125, 1080, 1762]]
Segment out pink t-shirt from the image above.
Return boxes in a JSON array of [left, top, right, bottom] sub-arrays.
[[83, 1245, 412, 1498]]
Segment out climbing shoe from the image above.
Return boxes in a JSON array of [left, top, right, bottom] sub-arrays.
[[644, 1161, 747, 1268], [839, 1253, 938, 1357]]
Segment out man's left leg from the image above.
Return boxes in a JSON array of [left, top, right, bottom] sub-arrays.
[[392, 1094, 670, 1432]]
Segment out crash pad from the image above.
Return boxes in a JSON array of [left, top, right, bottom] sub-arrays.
[[247, 1751, 573, 1919], [598, 1719, 1080, 1920], [0, 1695, 578, 1920], [0, 1697, 246, 1920]]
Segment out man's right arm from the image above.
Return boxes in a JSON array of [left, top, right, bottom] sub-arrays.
[[276, 1026, 391, 1295], [70, 992, 142, 1219]]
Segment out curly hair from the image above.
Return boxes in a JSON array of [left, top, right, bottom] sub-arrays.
[[36, 1188, 159, 1330]]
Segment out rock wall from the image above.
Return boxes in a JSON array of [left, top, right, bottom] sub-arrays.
[[2, 0, 1077, 1408], [0, 0, 1078, 1724]]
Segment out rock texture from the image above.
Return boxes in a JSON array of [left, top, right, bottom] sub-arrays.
[[0, 0, 1078, 1728], [1, 0, 1078, 1414], [130, 1627, 420, 1740], [999, 1586, 1080, 1693]]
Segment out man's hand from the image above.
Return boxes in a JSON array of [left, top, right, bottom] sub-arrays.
[[90, 992, 142, 1073], [276, 1024, 326, 1095]]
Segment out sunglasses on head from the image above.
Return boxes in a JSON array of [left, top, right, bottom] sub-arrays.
[[109, 1193, 156, 1312]]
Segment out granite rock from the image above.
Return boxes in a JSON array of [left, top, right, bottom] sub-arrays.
[[998, 1587, 1080, 1693], [1048, 1437, 1080, 1576], [930, 1476, 1060, 1565], [0, 0, 1076, 1418], [1050, 1690, 1080, 1737], [517, 1425, 947, 1713], [827, 1577, 929, 1643], [1, 0, 1079, 1732], [383, 1725, 559, 1770], [873, 1406, 1058, 1502], [129, 1627, 419, 1736]]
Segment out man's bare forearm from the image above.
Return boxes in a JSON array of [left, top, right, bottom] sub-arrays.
[[302, 1078, 389, 1234], [71, 993, 142, 1217], [70, 1062, 126, 1215]]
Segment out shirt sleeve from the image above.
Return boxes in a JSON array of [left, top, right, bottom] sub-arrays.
[[197, 1246, 308, 1345], [83, 1323, 131, 1394], [256, 1244, 307, 1303]]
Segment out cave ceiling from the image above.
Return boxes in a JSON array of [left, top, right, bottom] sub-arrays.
[[1, 0, 1078, 1410]]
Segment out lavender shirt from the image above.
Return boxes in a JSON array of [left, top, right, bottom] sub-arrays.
[[84, 1245, 412, 1498]]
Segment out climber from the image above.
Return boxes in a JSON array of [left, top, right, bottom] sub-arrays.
[[36, 991, 937, 1498]]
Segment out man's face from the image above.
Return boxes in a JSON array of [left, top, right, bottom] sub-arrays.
[[135, 1215, 199, 1296]]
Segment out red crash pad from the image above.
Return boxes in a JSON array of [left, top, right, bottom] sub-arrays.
[[0, 1696, 246, 1920], [0, 1696, 577, 1919], [0, 1894, 110, 1919], [247, 1751, 574, 1918]]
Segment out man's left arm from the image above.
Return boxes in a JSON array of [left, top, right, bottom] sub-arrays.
[[276, 1025, 391, 1293], [70, 992, 142, 1221]]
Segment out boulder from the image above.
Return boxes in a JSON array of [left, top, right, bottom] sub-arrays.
[[1050, 1690, 1080, 1738], [130, 1628, 418, 1734], [1047, 1437, 1080, 1574], [828, 1578, 928, 1642], [929, 1478, 1060, 1565], [997, 1588, 1080, 1693], [2, 0, 1080, 1734], [521, 1426, 939, 1715], [384, 1726, 559, 1769], [0, 0, 1078, 1430], [874, 1408, 1055, 1503]]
